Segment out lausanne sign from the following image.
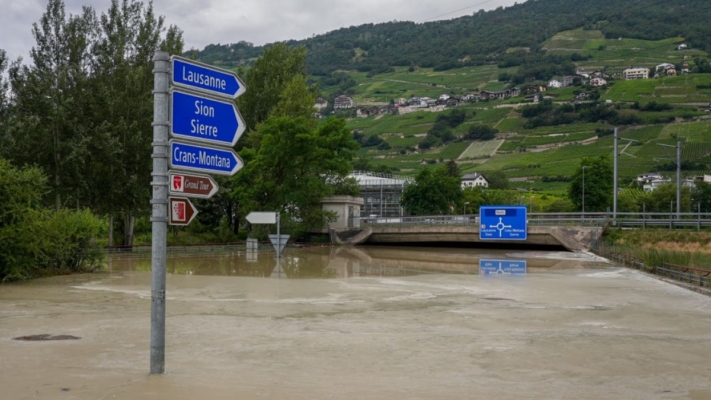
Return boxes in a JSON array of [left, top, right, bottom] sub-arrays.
[[171, 56, 246, 99]]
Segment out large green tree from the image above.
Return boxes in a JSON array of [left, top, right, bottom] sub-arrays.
[[401, 166, 463, 215], [4, 0, 183, 246], [237, 43, 309, 137], [568, 156, 613, 212], [233, 116, 358, 235], [6, 0, 96, 210], [643, 183, 692, 213], [89, 0, 183, 245]]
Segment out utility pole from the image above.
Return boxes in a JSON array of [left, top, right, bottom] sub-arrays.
[[657, 141, 683, 219], [613, 128, 637, 225]]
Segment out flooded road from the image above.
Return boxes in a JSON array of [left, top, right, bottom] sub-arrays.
[[1, 246, 711, 399]]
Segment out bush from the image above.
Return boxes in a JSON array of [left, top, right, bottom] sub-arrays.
[[0, 159, 103, 282]]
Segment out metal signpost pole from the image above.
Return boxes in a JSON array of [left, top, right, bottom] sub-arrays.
[[150, 51, 170, 374], [613, 127, 619, 225], [676, 141, 681, 219], [582, 166, 587, 225], [276, 212, 281, 260]]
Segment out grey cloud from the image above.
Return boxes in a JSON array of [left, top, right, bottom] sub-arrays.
[[1, 0, 516, 62]]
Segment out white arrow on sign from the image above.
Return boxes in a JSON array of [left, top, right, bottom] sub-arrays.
[[246, 211, 277, 224]]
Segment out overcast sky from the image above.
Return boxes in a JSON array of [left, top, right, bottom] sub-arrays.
[[2, 0, 517, 63]]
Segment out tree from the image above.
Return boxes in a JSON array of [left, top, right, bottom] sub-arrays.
[[444, 160, 460, 178], [237, 43, 308, 136], [485, 170, 509, 190], [466, 124, 498, 141], [7, 0, 97, 210], [692, 181, 711, 213], [568, 156, 613, 212], [401, 166, 462, 215], [644, 183, 692, 213], [88, 0, 183, 245], [233, 116, 359, 235]]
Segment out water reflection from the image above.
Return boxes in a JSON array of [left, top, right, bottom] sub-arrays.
[[479, 259, 527, 275], [106, 245, 607, 279]]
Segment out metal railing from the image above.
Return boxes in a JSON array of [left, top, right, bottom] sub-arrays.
[[361, 211, 711, 229], [593, 245, 711, 288]]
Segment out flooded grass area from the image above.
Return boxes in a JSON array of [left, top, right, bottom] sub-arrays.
[[1, 246, 710, 399]]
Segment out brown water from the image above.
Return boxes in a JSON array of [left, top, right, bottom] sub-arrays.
[[1, 246, 711, 400]]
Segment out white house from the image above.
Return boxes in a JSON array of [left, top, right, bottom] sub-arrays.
[[643, 178, 671, 192], [314, 97, 329, 110], [548, 79, 563, 89], [590, 77, 607, 87], [438, 94, 451, 101], [678, 43, 688, 50], [637, 173, 664, 184], [461, 173, 489, 189]]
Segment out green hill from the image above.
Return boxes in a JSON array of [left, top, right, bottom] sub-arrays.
[[188, 0, 711, 194], [190, 0, 711, 76]]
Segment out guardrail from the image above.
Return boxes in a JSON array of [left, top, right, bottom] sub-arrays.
[[593, 246, 711, 288], [362, 211, 711, 229]]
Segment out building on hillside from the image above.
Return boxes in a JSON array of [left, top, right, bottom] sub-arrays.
[[623, 68, 650, 80], [643, 178, 671, 192], [356, 107, 379, 118], [439, 94, 451, 101], [548, 79, 563, 89], [637, 172, 664, 184], [446, 97, 462, 107], [524, 94, 541, 103], [462, 93, 481, 102], [522, 84, 547, 93], [314, 97, 329, 110], [480, 88, 520, 101], [396, 98, 408, 106], [334, 95, 354, 109], [563, 75, 578, 87], [590, 77, 607, 87], [696, 175, 711, 183], [461, 173, 489, 189], [348, 171, 414, 217], [678, 43, 688, 50], [408, 97, 421, 106]]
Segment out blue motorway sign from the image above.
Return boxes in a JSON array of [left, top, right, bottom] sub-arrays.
[[479, 205, 527, 240], [479, 260, 527, 275], [170, 90, 246, 147], [169, 140, 243, 176], [171, 56, 246, 99]]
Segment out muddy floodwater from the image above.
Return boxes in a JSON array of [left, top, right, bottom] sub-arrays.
[[1, 246, 711, 400]]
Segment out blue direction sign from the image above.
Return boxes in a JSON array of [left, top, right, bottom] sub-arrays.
[[170, 90, 245, 146], [171, 56, 246, 99], [479, 206, 527, 240], [169, 140, 243, 176], [479, 260, 527, 275]]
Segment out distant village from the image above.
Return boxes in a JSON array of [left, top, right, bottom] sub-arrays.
[[315, 44, 696, 119]]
